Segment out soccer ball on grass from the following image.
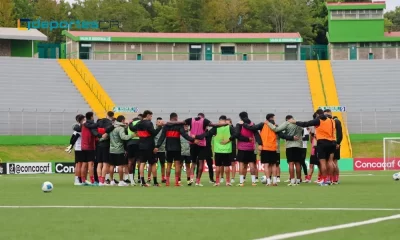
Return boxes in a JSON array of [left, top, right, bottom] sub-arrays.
[[261, 176, 267, 184], [42, 181, 53, 193], [393, 173, 400, 181]]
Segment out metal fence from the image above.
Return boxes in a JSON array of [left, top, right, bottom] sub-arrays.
[[1, 108, 400, 135]]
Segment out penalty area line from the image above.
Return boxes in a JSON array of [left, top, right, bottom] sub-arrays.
[[0, 206, 400, 211], [254, 214, 400, 240]]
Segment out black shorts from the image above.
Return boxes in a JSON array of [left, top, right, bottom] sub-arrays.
[[286, 147, 302, 163], [237, 150, 256, 163], [276, 152, 281, 165], [300, 148, 307, 162], [334, 147, 340, 160], [182, 156, 192, 164], [230, 152, 237, 162], [215, 153, 231, 167], [260, 150, 278, 164], [75, 151, 85, 163], [316, 140, 336, 160], [81, 150, 95, 163], [310, 154, 319, 165], [166, 151, 181, 163], [96, 145, 109, 163], [190, 145, 207, 161], [109, 153, 127, 166], [138, 150, 157, 164], [127, 144, 139, 159], [156, 152, 166, 164]]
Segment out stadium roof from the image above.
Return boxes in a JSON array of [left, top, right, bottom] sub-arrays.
[[0, 28, 47, 41], [326, 1, 386, 10], [63, 31, 303, 43]]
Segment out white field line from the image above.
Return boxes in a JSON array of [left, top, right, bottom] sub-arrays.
[[255, 214, 400, 240], [0, 206, 400, 211]]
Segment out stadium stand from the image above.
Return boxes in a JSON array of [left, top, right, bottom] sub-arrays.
[[84, 60, 314, 123], [332, 60, 400, 133], [0, 57, 90, 135]]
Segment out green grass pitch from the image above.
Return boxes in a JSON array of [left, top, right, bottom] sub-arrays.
[[1, 172, 399, 240]]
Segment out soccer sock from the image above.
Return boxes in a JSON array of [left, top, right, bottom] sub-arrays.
[[187, 177, 190, 181], [90, 176, 95, 184], [255, 176, 259, 180], [196, 178, 200, 184], [140, 177, 146, 185], [175, 177, 179, 185], [129, 174, 134, 182], [190, 174, 194, 180], [153, 177, 158, 184], [78, 177, 82, 183], [290, 178, 295, 184], [296, 179, 300, 184], [74, 176, 79, 182], [216, 177, 220, 184], [239, 175, 244, 184], [272, 177, 277, 184], [251, 175, 256, 183], [105, 174, 110, 180], [82, 176, 86, 183], [226, 170, 230, 184], [266, 178, 271, 185]]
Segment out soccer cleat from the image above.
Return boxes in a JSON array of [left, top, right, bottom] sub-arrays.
[[153, 183, 161, 187], [161, 178, 167, 183], [93, 182, 99, 186], [110, 181, 117, 186], [165, 182, 170, 187], [265, 183, 271, 186], [74, 182, 81, 186], [319, 182, 329, 186], [209, 180, 215, 184], [220, 178, 225, 183], [272, 183, 278, 186], [277, 177, 281, 183], [230, 178, 235, 184], [105, 179, 111, 185], [237, 183, 244, 187], [175, 183, 182, 187], [213, 183, 220, 187], [252, 182, 257, 186], [130, 180, 136, 186], [287, 183, 297, 186], [141, 183, 150, 187], [113, 179, 119, 184], [188, 179, 194, 186], [284, 179, 290, 183], [195, 183, 204, 187], [147, 178, 151, 184], [118, 181, 128, 187], [255, 179, 259, 183], [124, 179, 131, 184], [98, 182, 105, 186], [226, 183, 232, 187]]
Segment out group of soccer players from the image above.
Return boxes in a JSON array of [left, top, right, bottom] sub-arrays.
[[67, 108, 342, 187]]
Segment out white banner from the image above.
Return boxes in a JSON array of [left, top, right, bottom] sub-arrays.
[[7, 162, 52, 174]]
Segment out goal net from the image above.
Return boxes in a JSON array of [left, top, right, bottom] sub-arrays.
[[383, 138, 400, 170]]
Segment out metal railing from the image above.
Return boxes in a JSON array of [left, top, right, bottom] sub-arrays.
[[68, 58, 112, 112], [1, 108, 400, 135]]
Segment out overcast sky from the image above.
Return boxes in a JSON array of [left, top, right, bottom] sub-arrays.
[[64, 0, 400, 11]]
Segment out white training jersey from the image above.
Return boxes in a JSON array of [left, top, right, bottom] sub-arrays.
[[74, 131, 82, 151], [302, 128, 309, 148]]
